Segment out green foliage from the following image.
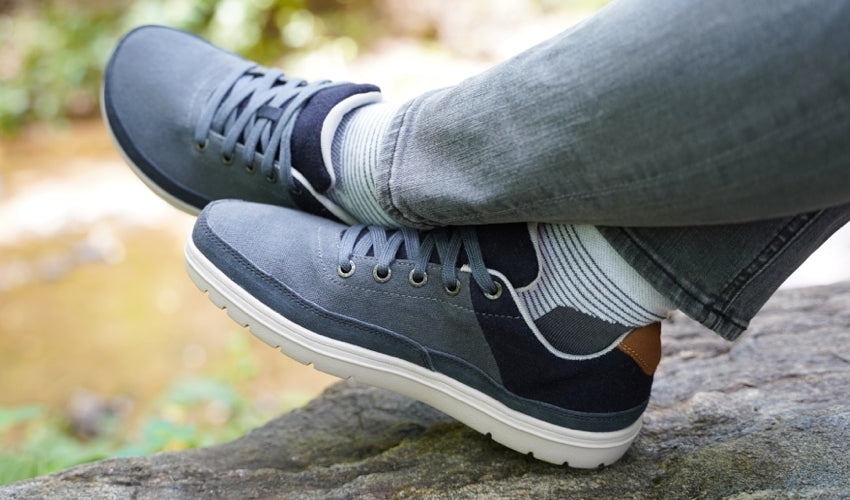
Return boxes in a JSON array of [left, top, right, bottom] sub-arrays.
[[0, 0, 380, 132], [0, 405, 112, 485], [0, 331, 312, 486]]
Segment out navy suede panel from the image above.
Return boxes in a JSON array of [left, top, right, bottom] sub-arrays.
[[471, 277, 653, 415], [288, 178, 345, 223], [290, 83, 381, 192], [192, 206, 432, 370], [476, 224, 538, 287], [430, 351, 646, 432]]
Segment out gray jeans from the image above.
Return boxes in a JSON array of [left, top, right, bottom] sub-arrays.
[[375, 0, 850, 339]]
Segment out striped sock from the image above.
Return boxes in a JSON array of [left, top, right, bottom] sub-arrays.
[[518, 223, 672, 328], [327, 101, 398, 226]]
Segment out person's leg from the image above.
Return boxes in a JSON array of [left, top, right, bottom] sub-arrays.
[[377, 0, 850, 228], [600, 203, 850, 339]]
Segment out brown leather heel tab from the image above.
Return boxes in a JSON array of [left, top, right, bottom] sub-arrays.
[[617, 323, 662, 376]]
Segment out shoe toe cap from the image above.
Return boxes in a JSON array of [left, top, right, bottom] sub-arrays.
[[193, 200, 345, 289], [105, 25, 249, 138], [104, 26, 280, 210]]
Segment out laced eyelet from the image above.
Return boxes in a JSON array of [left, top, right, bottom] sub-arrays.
[[443, 280, 461, 296], [221, 153, 234, 165], [244, 164, 255, 174], [266, 174, 277, 184], [483, 282, 503, 300], [372, 266, 392, 283], [337, 261, 355, 278], [408, 269, 428, 288], [195, 139, 208, 152]]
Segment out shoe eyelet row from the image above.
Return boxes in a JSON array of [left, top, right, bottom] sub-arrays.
[[337, 264, 469, 298], [372, 266, 391, 283], [337, 261, 355, 278], [443, 280, 461, 296], [408, 269, 427, 288], [483, 281, 503, 300], [195, 141, 278, 184]]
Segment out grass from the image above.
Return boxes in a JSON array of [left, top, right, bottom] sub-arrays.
[[0, 361, 314, 486]]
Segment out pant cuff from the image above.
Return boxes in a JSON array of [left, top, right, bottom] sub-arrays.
[[599, 226, 749, 340], [376, 92, 444, 229]]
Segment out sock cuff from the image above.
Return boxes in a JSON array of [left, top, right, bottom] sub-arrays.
[[519, 224, 673, 327], [328, 102, 399, 226]]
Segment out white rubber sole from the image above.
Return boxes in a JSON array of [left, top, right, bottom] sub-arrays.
[[184, 239, 642, 468]]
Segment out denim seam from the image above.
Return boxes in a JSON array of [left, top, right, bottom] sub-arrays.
[[717, 211, 822, 315], [380, 98, 424, 227], [199, 218, 434, 369], [616, 228, 749, 332], [379, 91, 446, 228]]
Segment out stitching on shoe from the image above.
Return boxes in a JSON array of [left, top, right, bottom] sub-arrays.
[[199, 219, 433, 369], [617, 343, 651, 375]]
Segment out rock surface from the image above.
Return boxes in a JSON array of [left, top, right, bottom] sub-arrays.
[[4, 284, 850, 499]]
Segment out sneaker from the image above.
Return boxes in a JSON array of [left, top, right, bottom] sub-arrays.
[[185, 200, 662, 467], [102, 25, 380, 222]]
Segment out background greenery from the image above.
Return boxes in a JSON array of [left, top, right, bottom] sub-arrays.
[[0, 0, 609, 487], [0, 0, 395, 132], [0, 333, 294, 485]]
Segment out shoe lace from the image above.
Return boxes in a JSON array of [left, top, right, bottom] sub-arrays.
[[337, 225, 501, 297], [194, 64, 343, 188]]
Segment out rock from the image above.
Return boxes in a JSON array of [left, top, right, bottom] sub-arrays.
[[3, 283, 850, 499]]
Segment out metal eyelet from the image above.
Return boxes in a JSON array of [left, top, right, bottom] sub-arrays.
[[483, 282, 503, 300], [408, 269, 428, 288], [337, 261, 355, 278], [372, 266, 392, 283], [266, 174, 277, 184], [443, 280, 461, 296], [290, 186, 302, 196], [195, 139, 208, 152], [221, 153, 234, 165], [244, 164, 255, 174]]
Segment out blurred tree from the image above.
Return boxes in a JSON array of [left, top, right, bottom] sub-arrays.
[[0, 0, 386, 132]]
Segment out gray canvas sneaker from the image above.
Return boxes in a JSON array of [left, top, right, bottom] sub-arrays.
[[185, 200, 663, 467], [103, 25, 380, 222]]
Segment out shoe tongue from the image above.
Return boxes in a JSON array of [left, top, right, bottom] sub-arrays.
[[290, 83, 380, 193], [476, 223, 539, 288]]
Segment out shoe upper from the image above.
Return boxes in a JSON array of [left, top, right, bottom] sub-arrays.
[[192, 200, 661, 433], [103, 25, 379, 220]]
